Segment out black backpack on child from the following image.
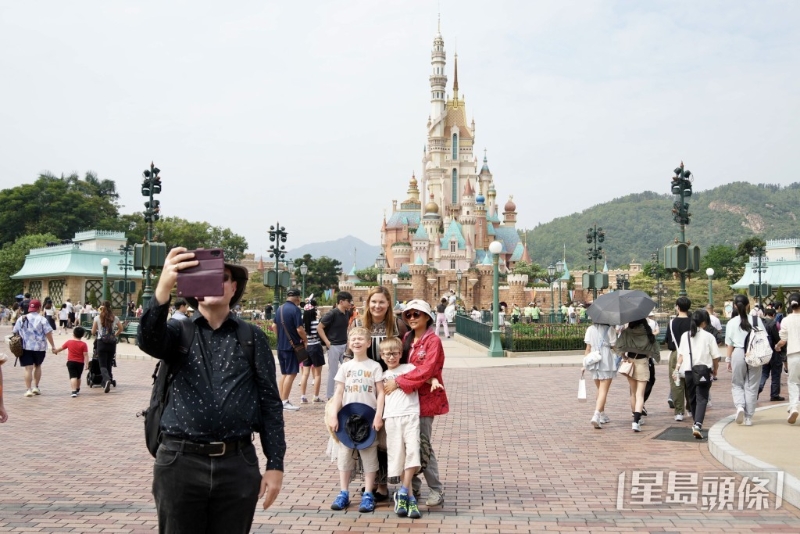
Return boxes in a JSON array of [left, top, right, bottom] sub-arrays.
[[138, 317, 255, 457]]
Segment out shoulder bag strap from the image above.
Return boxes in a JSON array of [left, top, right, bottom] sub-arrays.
[[669, 319, 679, 348], [687, 331, 693, 368], [278, 305, 298, 349]]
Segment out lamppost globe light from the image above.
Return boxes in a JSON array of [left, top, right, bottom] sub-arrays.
[[706, 267, 714, 277], [101, 257, 110, 267], [547, 264, 556, 277], [488, 240, 502, 255], [300, 263, 308, 275], [392, 277, 398, 285]]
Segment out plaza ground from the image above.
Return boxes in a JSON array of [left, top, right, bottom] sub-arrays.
[[1, 328, 799, 533]]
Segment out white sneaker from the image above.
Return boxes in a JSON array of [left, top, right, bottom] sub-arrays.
[[599, 413, 610, 424], [735, 407, 745, 424], [24, 389, 34, 397], [283, 401, 300, 411], [674, 414, 684, 422], [591, 412, 602, 429], [788, 409, 799, 425], [32, 386, 41, 395], [744, 417, 753, 426], [632, 422, 641, 432]]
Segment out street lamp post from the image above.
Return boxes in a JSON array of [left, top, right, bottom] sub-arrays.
[[752, 247, 768, 309], [300, 263, 308, 300], [488, 240, 504, 357], [456, 269, 463, 305], [376, 251, 386, 286], [140, 162, 162, 308], [268, 222, 288, 312], [118, 244, 134, 319], [547, 263, 556, 323], [585, 224, 605, 300], [650, 249, 662, 311], [392, 277, 399, 307], [100, 258, 110, 303], [706, 267, 714, 307], [555, 261, 564, 322]]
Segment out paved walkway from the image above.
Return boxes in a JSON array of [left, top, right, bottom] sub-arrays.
[[1, 328, 799, 532]]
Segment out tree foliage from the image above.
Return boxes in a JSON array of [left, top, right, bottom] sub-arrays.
[[700, 244, 740, 284], [511, 261, 545, 284], [0, 172, 119, 246], [354, 267, 379, 283], [0, 233, 58, 303], [114, 215, 248, 262], [291, 254, 342, 297]]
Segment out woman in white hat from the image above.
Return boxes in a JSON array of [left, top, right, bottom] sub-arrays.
[[383, 299, 449, 507]]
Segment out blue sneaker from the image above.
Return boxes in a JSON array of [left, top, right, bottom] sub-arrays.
[[330, 491, 349, 511], [407, 497, 421, 519], [394, 492, 408, 517], [359, 491, 375, 513]]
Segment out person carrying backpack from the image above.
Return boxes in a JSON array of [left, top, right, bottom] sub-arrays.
[[137, 247, 285, 533], [725, 294, 766, 426]]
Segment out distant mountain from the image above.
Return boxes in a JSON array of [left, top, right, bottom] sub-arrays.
[[525, 181, 800, 269], [285, 235, 381, 271]]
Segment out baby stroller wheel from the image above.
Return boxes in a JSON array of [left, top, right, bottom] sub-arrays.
[[86, 374, 92, 388]]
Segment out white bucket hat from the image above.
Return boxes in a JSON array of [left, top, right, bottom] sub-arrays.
[[402, 299, 436, 323]]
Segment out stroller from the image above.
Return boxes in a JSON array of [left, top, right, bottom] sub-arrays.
[[86, 339, 117, 388]]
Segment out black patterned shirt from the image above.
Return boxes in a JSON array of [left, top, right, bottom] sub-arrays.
[[138, 299, 285, 471]]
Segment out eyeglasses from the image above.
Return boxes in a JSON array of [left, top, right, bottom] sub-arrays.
[[403, 310, 423, 319], [381, 351, 401, 357]]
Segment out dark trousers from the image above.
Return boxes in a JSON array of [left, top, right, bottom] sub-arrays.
[[643, 358, 656, 403], [684, 371, 711, 425], [759, 353, 783, 399], [153, 444, 261, 534], [96, 341, 115, 386]]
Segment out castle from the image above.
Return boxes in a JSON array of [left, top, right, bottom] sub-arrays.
[[380, 21, 528, 274]]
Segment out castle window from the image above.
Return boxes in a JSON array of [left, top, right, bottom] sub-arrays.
[[450, 260, 456, 269], [451, 168, 458, 204], [452, 133, 458, 160], [450, 241, 456, 253]]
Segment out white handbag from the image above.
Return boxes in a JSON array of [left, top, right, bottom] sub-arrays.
[[577, 371, 587, 400]]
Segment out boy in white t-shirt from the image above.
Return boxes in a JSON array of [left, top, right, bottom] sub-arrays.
[[379, 336, 442, 519], [328, 326, 385, 513]]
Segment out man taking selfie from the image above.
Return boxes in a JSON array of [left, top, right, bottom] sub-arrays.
[[138, 247, 285, 534]]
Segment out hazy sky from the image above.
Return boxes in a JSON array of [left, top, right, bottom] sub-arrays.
[[1, 1, 797, 258]]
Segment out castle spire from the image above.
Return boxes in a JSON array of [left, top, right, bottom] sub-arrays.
[[453, 53, 459, 99]]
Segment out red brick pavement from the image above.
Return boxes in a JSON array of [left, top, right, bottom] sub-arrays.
[[1, 355, 799, 533]]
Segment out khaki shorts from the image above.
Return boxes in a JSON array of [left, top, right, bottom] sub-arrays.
[[338, 442, 379, 473], [385, 414, 421, 478]]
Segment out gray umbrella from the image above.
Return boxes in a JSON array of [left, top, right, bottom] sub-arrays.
[[587, 290, 656, 325]]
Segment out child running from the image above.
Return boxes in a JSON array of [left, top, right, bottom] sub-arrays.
[[53, 326, 89, 397], [379, 336, 443, 519], [328, 326, 385, 513]]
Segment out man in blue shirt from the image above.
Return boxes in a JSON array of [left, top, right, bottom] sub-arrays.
[[273, 288, 307, 411]]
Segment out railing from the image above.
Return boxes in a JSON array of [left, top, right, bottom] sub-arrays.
[[455, 315, 493, 347]]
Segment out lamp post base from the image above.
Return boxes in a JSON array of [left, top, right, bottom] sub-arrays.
[[488, 330, 504, 358]]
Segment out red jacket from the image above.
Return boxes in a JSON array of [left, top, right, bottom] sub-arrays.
[[396, 327, 449, 417]]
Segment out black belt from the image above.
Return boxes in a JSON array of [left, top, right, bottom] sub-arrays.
[[630, 354, 649, 359], [161, 436, 252, 458]]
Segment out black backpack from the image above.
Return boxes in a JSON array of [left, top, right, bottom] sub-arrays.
[[138, 317, 255, 457]]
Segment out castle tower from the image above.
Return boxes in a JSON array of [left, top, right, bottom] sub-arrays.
[[459, 180, 476, 262], [503, 195, 517, 225], [475, 188, 487, 252], [429, 17, 447, 123]]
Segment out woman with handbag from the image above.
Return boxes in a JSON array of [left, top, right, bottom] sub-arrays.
[[676, 309, 721, 439], [583, 322, 617, 429], [91, 301, 122, 393], [725, 294, 765, 426], [614, 318, 661, 432]]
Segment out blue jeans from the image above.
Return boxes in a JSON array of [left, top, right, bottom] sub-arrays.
[[153, 443, 262, 534]]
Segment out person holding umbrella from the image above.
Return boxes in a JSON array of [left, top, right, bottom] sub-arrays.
[[588, 290, 660, 433]]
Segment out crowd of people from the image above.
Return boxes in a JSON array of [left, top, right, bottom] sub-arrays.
[[582, 294, 797, 438]]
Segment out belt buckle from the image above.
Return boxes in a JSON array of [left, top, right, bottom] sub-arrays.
[[208, 442, 226, 457]]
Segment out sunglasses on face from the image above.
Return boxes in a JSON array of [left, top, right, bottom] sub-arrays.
[[403, 310, 423, 319]]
